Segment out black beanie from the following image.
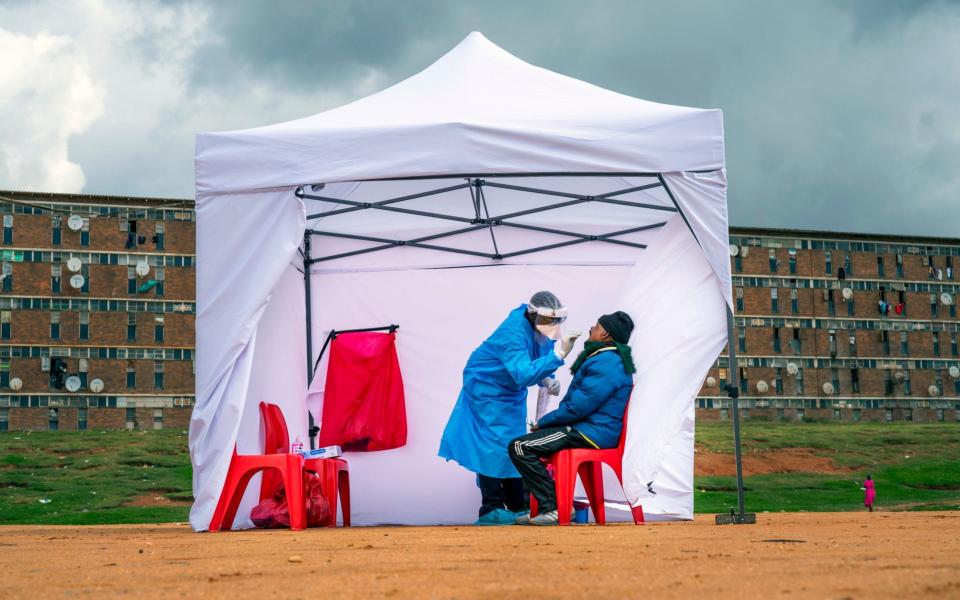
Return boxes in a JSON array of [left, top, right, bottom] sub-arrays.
[[598, 311, 634, 344]]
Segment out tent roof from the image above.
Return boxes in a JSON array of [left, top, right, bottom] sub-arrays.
[[195, 32, 725, 194]]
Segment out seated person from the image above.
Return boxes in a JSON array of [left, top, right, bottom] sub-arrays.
[[508, 311, 635, 526]]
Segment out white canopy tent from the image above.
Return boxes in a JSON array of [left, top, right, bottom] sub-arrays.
[[189, 32, 734, 530]]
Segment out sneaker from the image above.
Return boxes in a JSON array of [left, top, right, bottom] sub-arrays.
[[514, 511, 531, 525], [473, 508, 517, 526], [529, 510, 559, 526]]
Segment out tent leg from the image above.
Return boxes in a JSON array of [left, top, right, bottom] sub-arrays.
[[716, 306, 755, 525], [304, 232, 318, 450]]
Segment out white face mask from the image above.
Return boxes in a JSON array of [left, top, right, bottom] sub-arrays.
[[536, 323, 562, 341]]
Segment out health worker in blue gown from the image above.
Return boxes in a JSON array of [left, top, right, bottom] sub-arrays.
[[439, 291, 582, 525]]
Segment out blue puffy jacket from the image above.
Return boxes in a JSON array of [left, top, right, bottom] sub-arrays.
[[536, 348, 633, 449]]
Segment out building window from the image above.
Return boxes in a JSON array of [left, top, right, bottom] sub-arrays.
[[777, 408, 785, 419], [775, 367, 784, 394], [78, 358, 88, 388], [0, 362, 8, 388], [771, 288, 779, 313], [794, 368, 804, 394], [788, 249, 797, 274], [951, 334, 958, 357], [79, 311, 90, 341], [955, 378, 960, 395], [848, 334, 857, 356], [880, 330, 890, 355], [824, 251, 832, 275], [831, 368, 840, 395], [769, 249, 777, 273], [154, 222, 165, 250], [896, 254, 903, 278], [885, 409, 893, 422], [833, 408, 841, 421], [51, 264, 61, 293], [154, 360, 164, 390], [790, 328, 801, 354], [80, 220, 90, 247], [904, 409, 913, 422], [127, 313, 136, 342], [126, 363, 136, 389], [790, 288, 799, 314], [738, 328, 746, 353], [930, 293, 939, 318], [0, 407, 7, 432], [900, 332, 909, 356], [734, 253, 742, 273], [52, 216, 62, 245], [852, 409, 861, 422], [772, 327, 781, 353], [1, 310, 10, 340], [876, 255, 885, 277], [903, 370, 912, 396], [739, 367, 748, 394], [50, 312, 61, 340], [937, 409, 945, 423], [884, 370, 894, 395], [826, 289, 836, 316], [718, 368, 728, 388], [898, 290, 907, 316], [847, 296, 855, 316], [127, 266, 137, 294], [154, 315, 164, 342], [125, 407, 136, 430], [48, 408, 59, 431], [951, 298, 957, 319], [720, 408, 728, 421], [851, 368, 860, 393], [735, 287, 744, 312], [78, 407, 87, 430], [80, 264, 89, 294], [946, 255, 954, 280], [153, 408, 164, 430], [155, 267, 165, 296], [1, 263, 11, 292], [796, 408, 805, 421], [933, 333, 941, 356], [3, 214, 12, 244], [828, 331, 837, 357], [845, 254, 853, 277]]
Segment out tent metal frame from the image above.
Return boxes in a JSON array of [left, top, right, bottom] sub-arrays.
[[296, 171, 749, 523]]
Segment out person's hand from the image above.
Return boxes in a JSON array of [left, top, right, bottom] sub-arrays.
[[542, 377, 561, 396], [529, 421, 539, 432], [557, 330, 582, 358]]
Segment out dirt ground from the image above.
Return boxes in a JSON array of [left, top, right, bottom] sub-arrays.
[[694, 446, 853, 476], [1, 512, 958, 599]]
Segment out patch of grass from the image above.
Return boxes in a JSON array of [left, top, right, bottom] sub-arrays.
[[695, 421, 960, 514], [0, 429, 191, 525]]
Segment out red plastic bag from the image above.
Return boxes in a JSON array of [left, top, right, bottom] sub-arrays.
[[319, 331, 407, 451], [250, 471, 331, 529]]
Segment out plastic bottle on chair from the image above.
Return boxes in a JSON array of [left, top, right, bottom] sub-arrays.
[[291, 436, 304, 455]]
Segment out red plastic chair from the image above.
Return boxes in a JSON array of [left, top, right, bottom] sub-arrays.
[[259, 402, 351, 527], [531, 401, 644, 526], [208, 449, 306, 532]]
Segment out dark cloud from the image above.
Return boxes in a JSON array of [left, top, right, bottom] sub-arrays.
[[15, 0, 960, 237]]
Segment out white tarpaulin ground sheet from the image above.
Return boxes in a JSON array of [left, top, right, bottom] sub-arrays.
[[190, 32, 730, 530]]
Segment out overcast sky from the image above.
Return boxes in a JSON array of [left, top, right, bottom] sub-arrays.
[[1, 0, 958, 236]]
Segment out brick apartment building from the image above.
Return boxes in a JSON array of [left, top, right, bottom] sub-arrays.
[[700, 228, 960, 423], [0, 190, 195, 431], [1, 190, 958, 430]]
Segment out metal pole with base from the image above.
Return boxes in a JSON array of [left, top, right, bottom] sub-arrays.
[[715, 305, 756, 525]]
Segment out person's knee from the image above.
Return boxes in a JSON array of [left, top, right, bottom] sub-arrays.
[[507, 436, 524, 459]]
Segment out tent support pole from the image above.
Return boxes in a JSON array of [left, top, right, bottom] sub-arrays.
[[303, 231, 318, 450]]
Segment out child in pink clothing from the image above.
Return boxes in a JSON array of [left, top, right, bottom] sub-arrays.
[[862, 475, 876, 512]]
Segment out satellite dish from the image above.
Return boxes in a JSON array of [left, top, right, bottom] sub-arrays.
[[729, 244, 739, 257], [786, 362, 799, 375], [89, 378, 104, 393], [894, 371, 905, 382], [705, 376, 717, 388], [67, 257, 82, 272], [942, 293, 954, 306], [69, 274, 85, 289], [822, 382, 835, 395], [949, 366, 960, 379], [841, 287, 853, 300], [65, 376, 81, 392], [928, 385, 940, 397], [756, 381, 769, 393], [9, 377, 22, 391], [67, 215, 84, 231], [136, 261, 150, 277]]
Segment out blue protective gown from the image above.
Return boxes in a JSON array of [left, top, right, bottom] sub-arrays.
[[439, 304, 563, 478]]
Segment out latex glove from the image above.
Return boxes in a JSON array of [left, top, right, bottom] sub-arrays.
[[542, 377, 561, 396], [555, 330, 582, 359]]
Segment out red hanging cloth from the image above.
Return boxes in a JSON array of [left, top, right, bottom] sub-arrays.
[[318, 331, 407, 451]]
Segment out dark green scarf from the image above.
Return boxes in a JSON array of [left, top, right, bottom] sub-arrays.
[[570, 341, 636, 375]]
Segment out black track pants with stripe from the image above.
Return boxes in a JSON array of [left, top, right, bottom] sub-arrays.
[[508, 426, 593, 513]]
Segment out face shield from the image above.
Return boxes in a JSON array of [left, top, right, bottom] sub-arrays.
[[527, 304, 568, 340]]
